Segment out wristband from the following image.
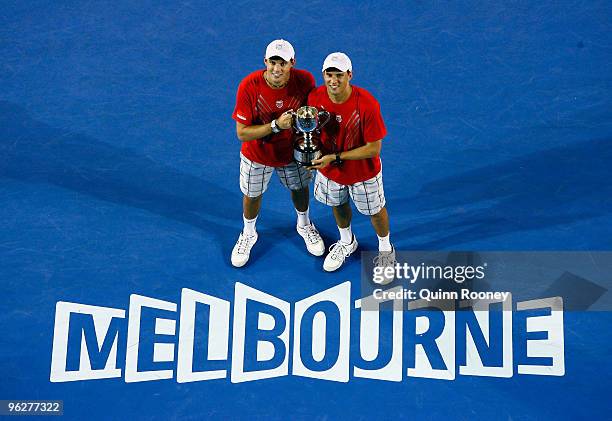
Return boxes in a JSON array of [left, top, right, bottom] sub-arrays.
[[271, 119, 281, 134]]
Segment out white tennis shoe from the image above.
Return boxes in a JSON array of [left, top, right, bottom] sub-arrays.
[[231, 232, 258, 267], [297, 223, 325, 256], [372, 245, 396, 285], [323, 235, 358, 272]]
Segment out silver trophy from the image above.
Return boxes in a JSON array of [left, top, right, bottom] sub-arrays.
[[292, 106, 331, 166]]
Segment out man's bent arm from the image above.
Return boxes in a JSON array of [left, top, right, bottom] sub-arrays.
[[235, 110, 293, 142], [236, 121, 274, 142], [337, 139, 382, 160], [308, 140, 382, 169]]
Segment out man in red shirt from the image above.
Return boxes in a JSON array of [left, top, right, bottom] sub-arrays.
[[308, 52, 395, 275], [230, 39, 324, 267]]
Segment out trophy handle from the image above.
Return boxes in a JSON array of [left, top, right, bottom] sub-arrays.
[[290, 111, 299, 133], [317, 110, 331, 130]]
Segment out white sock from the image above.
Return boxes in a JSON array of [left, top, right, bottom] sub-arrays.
[[243, 215, 258, 236], [296, 208, 311, 227], [339, 225, 353, 244], [377, 233, 392, 252]]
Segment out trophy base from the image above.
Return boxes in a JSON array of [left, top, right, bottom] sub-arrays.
[[294, 149, 322, 167]]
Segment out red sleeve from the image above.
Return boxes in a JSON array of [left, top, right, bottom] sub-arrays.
[[232, 78, 254, 126], [307, 90, 315, 106], [362, 98, 387, 143], [305, 72, 316, 95], [307, 87, 324, 107], [299, 71, 316, 106]]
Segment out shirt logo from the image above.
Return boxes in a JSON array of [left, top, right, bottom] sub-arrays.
[[336, 114, 342, 123], [276, 100, 284, 108], [237, 114, 247, 121]]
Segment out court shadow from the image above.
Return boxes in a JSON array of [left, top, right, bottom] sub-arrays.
[[391, 138, 612, 248], [0, 101, 287, 263]]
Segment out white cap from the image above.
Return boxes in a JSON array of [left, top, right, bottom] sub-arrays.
[[322, 52, 352, 72], [265, 39, 295, 62]]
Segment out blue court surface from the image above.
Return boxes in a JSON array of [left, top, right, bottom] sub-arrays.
[[1, 1, 611, 419]]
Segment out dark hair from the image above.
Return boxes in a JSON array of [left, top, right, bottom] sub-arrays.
[[267, 56, 288, 62]]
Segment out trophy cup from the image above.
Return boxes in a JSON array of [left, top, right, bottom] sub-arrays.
[[292, 106, 331, 167]]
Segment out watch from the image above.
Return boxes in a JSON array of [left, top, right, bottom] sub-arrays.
[[271, 119, 281, 134], [334, 152, 343, 165]]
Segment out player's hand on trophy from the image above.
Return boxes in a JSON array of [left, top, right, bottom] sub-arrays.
[[307, 154, 335, 170], [277, 109, 294, 130]]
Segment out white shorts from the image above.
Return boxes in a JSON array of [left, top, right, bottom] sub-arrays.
[[239, 153, 311, 198], [314, 170, 386, 216]]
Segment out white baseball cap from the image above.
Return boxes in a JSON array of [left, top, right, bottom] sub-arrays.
[[265, 39, 295, 62], [322, 52, 352, 72]]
